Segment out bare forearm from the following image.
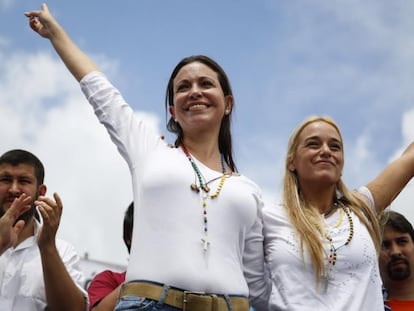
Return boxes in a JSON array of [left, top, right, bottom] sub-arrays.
[[48, 23, 99, 82], [92, 285, 121, 311], [40, 244, 86, 311], [26, 4, 99, 82]]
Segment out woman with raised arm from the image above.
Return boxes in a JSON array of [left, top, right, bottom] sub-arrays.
[[25, 4, 270, 311], [263, 115, 414, 310]]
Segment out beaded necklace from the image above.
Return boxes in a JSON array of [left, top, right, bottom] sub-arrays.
[[323, 202, 339, 217], [181, 144, 227, 251], [325, 206, 354, 266]]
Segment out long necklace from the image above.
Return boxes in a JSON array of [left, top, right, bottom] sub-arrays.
[[181, 144, 227, 251], [325, 206, 354, 266]]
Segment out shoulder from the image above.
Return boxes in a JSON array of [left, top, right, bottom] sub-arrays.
[[55, 238, 83, 263], [232, 173, 263, 196], [355, 186, 375, 211], [88, 270, 126, 289], [262, 202, 289, 226], [93, 270, 126, 281], [262, 202, 286, 218]]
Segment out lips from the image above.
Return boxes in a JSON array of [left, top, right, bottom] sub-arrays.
[[5, 196, 18, 203], [390, 258, 408, 269], [186, 102, 209, 111], [315, 160, 335, 166]]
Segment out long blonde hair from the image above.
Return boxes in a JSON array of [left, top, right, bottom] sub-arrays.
[[283, 116, 381, 283]]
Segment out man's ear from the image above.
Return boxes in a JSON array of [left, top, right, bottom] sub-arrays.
[[38, 184, 47, 196]]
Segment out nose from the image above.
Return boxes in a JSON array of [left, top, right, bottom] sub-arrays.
[[320, 143, 331, 157], [8, 180, 21, 196], [388, 242, 402, 257], [189, 84, 202, 99]]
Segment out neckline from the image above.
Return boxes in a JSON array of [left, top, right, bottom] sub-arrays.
[[323, 202, 339, 218], [179, 145, 225, 175]]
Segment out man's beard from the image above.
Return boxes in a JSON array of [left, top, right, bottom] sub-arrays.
[[387, 257, 411, 281], [0, 203, 36, 224], [15, 205, 37, 224]]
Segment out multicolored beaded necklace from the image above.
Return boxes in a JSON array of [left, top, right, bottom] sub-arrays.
[[325, 206, 354, 266], [181, 144, 227, 251]]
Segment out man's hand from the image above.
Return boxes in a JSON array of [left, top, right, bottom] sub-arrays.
[[36, 192, 63, 250], [0, 194, 32, 255]]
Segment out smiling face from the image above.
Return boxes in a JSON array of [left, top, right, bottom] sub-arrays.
[[0, 163, 45, 220], [169, 61, 232, 136], [289, 120, 344, 188], [380, 226, 414, 282]]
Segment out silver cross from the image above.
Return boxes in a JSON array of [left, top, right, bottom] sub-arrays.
[[201, 237, 210, 251]]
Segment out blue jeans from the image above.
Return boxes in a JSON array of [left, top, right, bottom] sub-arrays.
[[114, 296, 180, 311]]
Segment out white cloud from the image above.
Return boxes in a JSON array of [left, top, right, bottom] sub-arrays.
[[0, 50, 161, 265], [387, 108, 414, 225]]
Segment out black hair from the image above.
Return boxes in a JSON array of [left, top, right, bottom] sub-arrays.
[[123, 202, 134, 253], [380, 210, 414, 242], [165, 55, 237, 172], [0, 149, 45, 185]]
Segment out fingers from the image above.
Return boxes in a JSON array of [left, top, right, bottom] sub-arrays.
[[7, 193, 32, 221], [13, 220, 26, 235], [24, 3, 49, 32], [35, 193, 63, 224], [53, 192, 63, 211], [36, 192, 62, 248], [24, 3, 48, 18], [41, 3, 49, 12]]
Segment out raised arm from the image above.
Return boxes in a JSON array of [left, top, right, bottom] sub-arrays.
[[25, 3, 99, 82], [36, 193, 87, 311], [366, 141, 414, 214]]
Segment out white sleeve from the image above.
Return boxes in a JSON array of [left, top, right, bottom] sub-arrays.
[[243, 194, 271, 311]]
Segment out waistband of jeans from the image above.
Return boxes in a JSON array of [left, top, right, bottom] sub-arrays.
[[119, 280, 250, 311]]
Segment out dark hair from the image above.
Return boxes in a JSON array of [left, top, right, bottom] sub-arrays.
[[0, 149, 45, 185], [165, 55, 237, 172], [123, 202, 134, 253], [380, 210, 414, 242]]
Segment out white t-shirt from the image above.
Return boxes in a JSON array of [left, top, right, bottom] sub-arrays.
[[80, 72, 269, 308], [0, 220, 87, 310], [263, 187, 384, 311]]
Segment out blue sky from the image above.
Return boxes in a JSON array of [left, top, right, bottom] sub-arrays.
[[1, 0, 414, 265]]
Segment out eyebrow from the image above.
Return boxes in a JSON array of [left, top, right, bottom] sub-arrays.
[[303, 136, 342, 143]]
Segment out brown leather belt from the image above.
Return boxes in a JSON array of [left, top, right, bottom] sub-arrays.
[[119, 281, 250, 311]]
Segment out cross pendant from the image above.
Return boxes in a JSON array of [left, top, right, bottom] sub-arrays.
[[201, 237, 210, 251]]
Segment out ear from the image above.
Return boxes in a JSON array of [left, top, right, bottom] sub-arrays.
[[38, 184, 47, 196], [169, 106, 176, 120], [288, 163, 296, 172], [224, 96, 233, 115]]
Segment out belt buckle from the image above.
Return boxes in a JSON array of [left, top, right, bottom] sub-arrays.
[[183, 291, 217, 311]]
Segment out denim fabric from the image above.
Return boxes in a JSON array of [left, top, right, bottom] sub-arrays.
[[114, 296, 180, 311]]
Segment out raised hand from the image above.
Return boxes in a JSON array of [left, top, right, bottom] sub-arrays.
[[0, 193, 32, 255], [24, 3, 59, 39], [35, 192, 63, 250]]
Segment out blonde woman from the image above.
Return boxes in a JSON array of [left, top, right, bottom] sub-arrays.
[[263, 116, 414, 310]]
